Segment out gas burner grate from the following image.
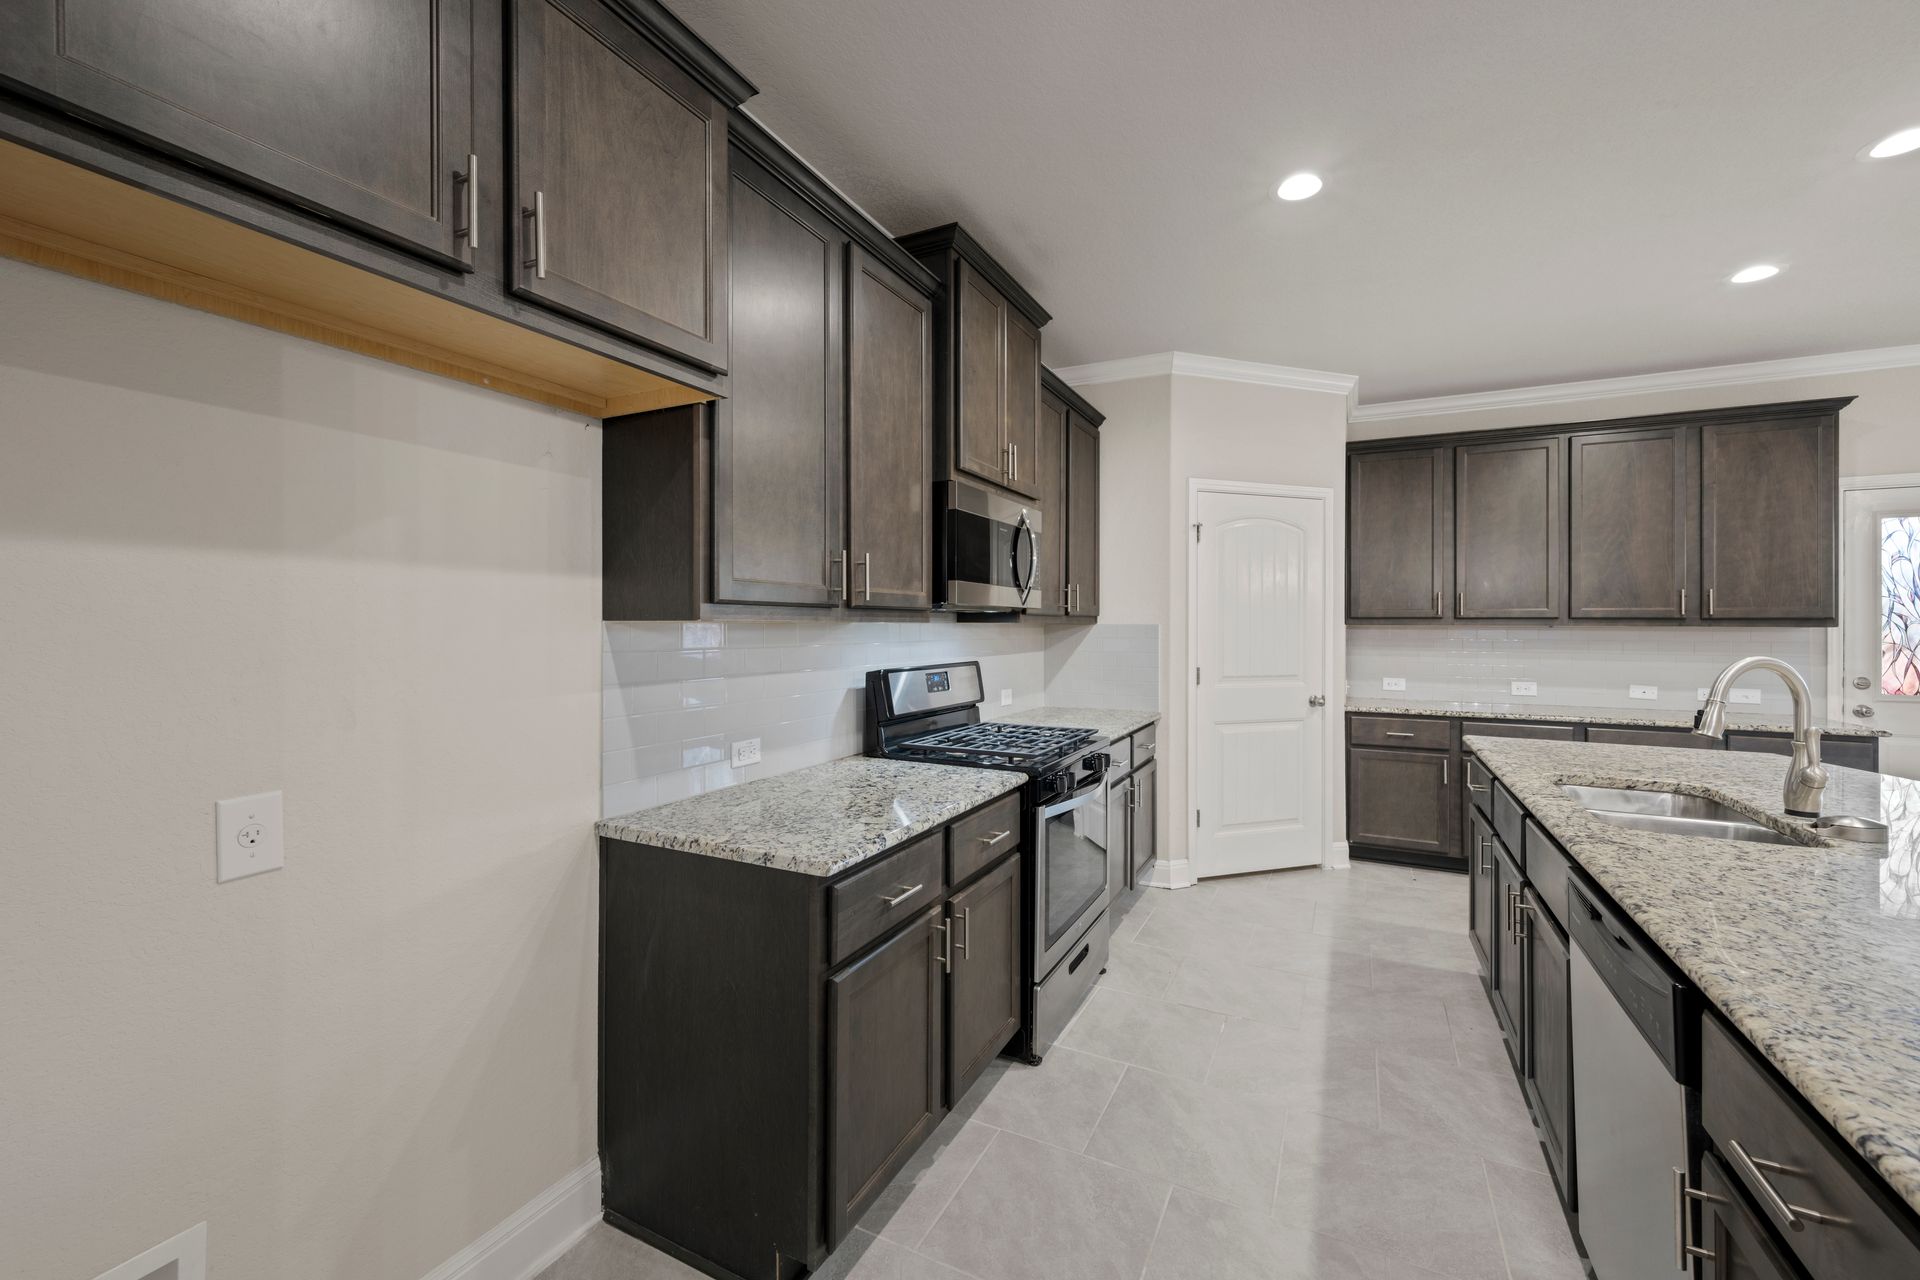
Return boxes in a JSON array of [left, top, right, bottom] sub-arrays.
[[898, 720, 1096, 763]]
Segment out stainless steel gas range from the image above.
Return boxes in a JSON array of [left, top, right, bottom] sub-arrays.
[[865, 661, 1114, 1060]]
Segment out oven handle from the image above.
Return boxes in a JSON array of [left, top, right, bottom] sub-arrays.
[[1041, 782, 1104, 819]]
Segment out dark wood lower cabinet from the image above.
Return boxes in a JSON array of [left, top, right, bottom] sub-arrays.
[[1522, 887, 1575, 1208], [1727, 731, 1880, 773], [946, 854, 1021, 1102], [1131, 758, 1158, 887], [1467, 805, 1498, 976], [1696, 1150, 1807, 1280], [829, 905, 946, 1244], [1490, 836, 1526, 1051], [1348, 746, 1459, 858]]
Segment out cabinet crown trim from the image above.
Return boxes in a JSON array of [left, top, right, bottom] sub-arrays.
[[603, 0, 759, 105], [1041, 367, 1106, 426], [896, 223, 1051, 327], [1348, 396, 1855, 454], [1052, 351, 1358, 397]]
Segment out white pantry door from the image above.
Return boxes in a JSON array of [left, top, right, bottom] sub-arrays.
[[1192, 487, 1326, 877], [1843, 485, 1920, 777]]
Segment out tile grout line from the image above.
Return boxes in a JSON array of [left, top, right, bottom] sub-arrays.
[[1077, 1060, 1131, 1154], [1482, 1155, 1522, 1280], [907, 1122, 1002, 1254], [1133, 1183, 1176, 1280]]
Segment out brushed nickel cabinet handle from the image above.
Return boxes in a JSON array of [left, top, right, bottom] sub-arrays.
[[1707, 586, 1716, 617], [1725, 1140, 1851, 1234], [1673, 1167, 1725, 1268], [1433, 590, 1442, 617], [1679, 586, 1687, 617], [1457, 590, 1464, 615], [1384, 731, 1417, 738], [1442, 758, 1449, 787], [858, 552, 871, 603], [956, 907, 971, 957], [879, 883, 924, 907], [523, 192, 547, 279], [977, 830, 1011, 847], [934, 917, 952, 973], [832, 550, 848, 602], [458, 153, 480, 251]]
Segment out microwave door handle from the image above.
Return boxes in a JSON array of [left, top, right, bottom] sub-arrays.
[[1025, 525, 1041, 605]]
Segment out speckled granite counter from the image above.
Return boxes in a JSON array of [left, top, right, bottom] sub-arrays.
[[991, 705, 1160, 740], [1352, 697, 1886, 738], [1463, 734, 1920, 1214], [596, 757, 1023, 877]]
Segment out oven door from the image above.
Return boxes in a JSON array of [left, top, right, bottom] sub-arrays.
[[940, 483, 1040, 611], [1035, 776, 1113, 977]]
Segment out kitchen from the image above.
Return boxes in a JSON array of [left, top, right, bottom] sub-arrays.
[[5, 4, 1920, 1280]]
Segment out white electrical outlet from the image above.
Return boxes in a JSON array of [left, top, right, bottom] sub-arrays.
[[1730, 688, 1763, 705], [1698, 688, 1711, 700], [1382, 677, 1407, 692], [1629, 685, 1659, 700], [730, 738, 762, 767], [215, 791, 283, 883], [1000, 688, 1013, 706], [1510, 680, 1538, 697]]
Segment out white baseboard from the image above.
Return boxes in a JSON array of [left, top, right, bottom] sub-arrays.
[[1145, 858, 1195, 889], [420, 1159, 601, 1280], [1326, 841, 1351, 870]]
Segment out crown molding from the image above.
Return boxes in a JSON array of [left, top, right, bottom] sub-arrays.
[[1053, 351, 1358, 397], [1351, 344, 1920, 424]]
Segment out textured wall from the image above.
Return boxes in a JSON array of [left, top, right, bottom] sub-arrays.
[[0, 260, 602, 1279]]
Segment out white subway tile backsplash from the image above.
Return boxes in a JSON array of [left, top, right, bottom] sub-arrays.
[[1044, 624, 1161, 711]]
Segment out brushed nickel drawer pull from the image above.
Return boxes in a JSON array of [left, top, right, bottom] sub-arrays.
[[1468, 782, 1490, 793], [1674, 1167, 1726, 1268], [879, 883, 924, 907], [933, 917, 952, 973], [956, 907, 971, 957], [1725, 1139, 1852, 1233], [523, 192, 547, 279], [457, 153, 480, 250], [977, 830, 1011, 847], [1384, 731, 1417, 738]]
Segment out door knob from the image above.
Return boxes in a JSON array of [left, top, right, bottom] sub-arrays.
[[1853, 705, 1876, 719], [1308, 695, 1326, 707]]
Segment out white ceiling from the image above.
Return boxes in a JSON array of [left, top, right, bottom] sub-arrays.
[[665, 0, 1920, 403]]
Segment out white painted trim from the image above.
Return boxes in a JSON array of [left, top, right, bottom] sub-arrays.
[[1327, 840, 1351, 870], [419, 1159, 601, 1280], [1840, 471, 1920, 492], [1350, 344, 1920, 424], [1832, 479, 1920, 727], [1054, 351, 1358, 397], [93, 1223, 207, 1280], [1185, 479, 1340, 880], [1146, 857, 1196, 889]]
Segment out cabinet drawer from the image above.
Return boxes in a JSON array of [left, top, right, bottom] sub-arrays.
[[830, 832, 948, 965], [948, 793, 1022, 886], [1350, 715, 1453, 750], [1522, 818, 1572, 929], [1701, 1014, 1920, 1280], [1131, 722, 1158, 764], [1493, 780, 1527, 865], [1465, 755, 1495, 819], [1587, 725, 1721, 750], [1460, 719, 1581, 742]]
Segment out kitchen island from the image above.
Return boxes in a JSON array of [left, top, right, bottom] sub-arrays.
[[1464, 734, 1920, 1278]]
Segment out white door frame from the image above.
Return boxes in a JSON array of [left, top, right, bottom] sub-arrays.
[[1185, 478, 1341, 879], [1831, 472, 1920, 723]]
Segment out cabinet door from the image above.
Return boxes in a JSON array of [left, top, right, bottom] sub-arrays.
[[1568, 426, 1690, 619], [1066, 413, 1101, 617], [1701, 415, 1838, 622], [711, 153, 843, 606], [1348, 448, 1450, 619], [0, 0, 475, 267], [1456, 436, 1563, 619], [1131, 759, 1158, 885], [1003, 310, 1042, 499], [954, 262, 1010, 488], [1490, 840, 1526, 1053], [947, 854, 1021, 1102], [1523, 890, 1575, 1209], [1466, 807, 1497, 976], [1347, 747, 1459, 856], [847, 246, 933, 610], [1032, 391, 1070, 614], [1697, 1151, 1804, 1280], [829, 907, 945, 1245], [511, 0, 728, 369]]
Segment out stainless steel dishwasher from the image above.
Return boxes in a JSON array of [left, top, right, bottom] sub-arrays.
[[1568, 878, 1696, 1280]]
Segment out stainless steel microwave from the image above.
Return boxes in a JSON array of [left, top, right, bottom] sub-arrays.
[[935, 481, 1043, 611]]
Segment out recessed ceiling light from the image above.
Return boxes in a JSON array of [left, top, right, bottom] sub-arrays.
[[1867, 126, 1920, 159], [1729, 264, 1780, 284], [1276, 172, 1323, 202]]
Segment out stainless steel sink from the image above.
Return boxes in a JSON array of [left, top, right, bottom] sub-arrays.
[[1558, 785, 1810, 845]]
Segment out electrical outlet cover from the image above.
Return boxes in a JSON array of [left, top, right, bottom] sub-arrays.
[[1510, 681, 1538, 697], [1629, 685, 1659, 700], [1730, 688, 1763, 705], [730, 738, 762, 767], [1382, 677, 1407, 692], [1000, 688, 1013, 706], [216, 791, 283, 883]]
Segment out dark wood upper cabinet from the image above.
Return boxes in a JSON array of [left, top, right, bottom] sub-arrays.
[[1034, 390, 1071, 615], [1455, 436, 1562, 619], [1701, 414, 1839, 622], [511, 0, 729, 371], [1568, 426, 1691, 619], [710, 150, 843, 607], [847, 246, 934, 611], [946, 854, 1021, 1103], [0, 0, 478, 268], [828, 907, 945, 1244], [900, 224, 1052, 502], [1348, 447, 1450, 620], [1066, 411, 1102, 618]]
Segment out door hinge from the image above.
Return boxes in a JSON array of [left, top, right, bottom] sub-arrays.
[[1195, 809, 1201, 829], [1195, 666, 1200, 686], [1194, 522, 1202, 542]]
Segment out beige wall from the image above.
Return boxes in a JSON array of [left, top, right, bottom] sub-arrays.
[[1079, 370, 1352, 874], [0, 261, 602, 1278], [1349, 363, 1920, 480]]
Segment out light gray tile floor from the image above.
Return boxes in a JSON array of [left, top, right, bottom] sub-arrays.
[[539, 862, 1587, 1280]]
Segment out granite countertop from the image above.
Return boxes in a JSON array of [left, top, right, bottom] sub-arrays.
[[991, 705, 1160, 740], [596, 757, 1024, 877], [1463, 734, 1920, 1214], [1350, 696, 1888, 738]]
